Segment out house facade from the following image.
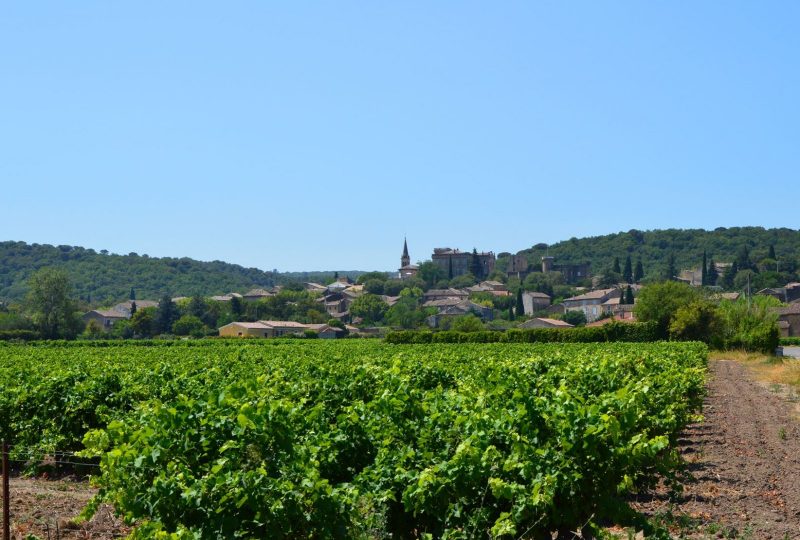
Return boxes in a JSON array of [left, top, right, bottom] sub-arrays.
[[562, 288, 621, 322], [431, 248, 496, 280]]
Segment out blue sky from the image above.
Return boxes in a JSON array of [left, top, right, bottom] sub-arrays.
[[1, 2, 798, 271]]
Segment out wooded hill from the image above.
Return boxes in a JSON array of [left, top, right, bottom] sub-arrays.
[[0, 241, 363, 305], [498, 227, 800, 282]]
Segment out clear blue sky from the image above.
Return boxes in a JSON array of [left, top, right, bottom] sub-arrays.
[[2, 2, 798, 272]]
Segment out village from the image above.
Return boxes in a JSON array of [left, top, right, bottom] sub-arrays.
[[80, 239, 800, 340]]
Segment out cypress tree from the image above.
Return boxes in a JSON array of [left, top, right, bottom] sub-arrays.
[[130, 288, 136, 301], [516, 288, 525, 318], [508, 304, 515, 321], [625, 286, 634, 305], [623, 256, 633, 284], [722, 261, 738, 290], [634, 260, 644, 283], [130, 300, 137, 316], [470, 248, 483, 280], [612, 257, 621, 274], [707, 257, 719, 286], [665, 253, 677, 281], [769, 245, 776, 260], [701, 251, 708, 286]]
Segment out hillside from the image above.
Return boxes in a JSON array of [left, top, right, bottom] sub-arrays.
[[498, 227, 800, 281], [0, 241, 364, 304]]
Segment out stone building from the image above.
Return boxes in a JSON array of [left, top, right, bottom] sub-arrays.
[[398, 238, 419, 280], [431, 248, 495, 280]]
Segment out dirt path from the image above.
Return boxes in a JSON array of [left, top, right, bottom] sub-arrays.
[[632, 359, 800, 539], [6, 477, 128, 539]]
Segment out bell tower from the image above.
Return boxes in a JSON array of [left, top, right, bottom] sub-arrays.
[[401, 237, 410, 268]]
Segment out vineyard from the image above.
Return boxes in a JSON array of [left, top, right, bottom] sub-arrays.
[[0, 340, 707, 539]]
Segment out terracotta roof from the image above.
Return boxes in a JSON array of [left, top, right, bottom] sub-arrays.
[[258, 320, 309, 328], [113, 300, 158, 312], [221, 321, 268, 329], [775, 304, 800, 315], [423, 298, 464, 308], [564, 288, 617, 302], [519, 317, 573, 328], [244, 288, 273, 297], [86, 309, 128, 319], [524, 291, 551, 299]]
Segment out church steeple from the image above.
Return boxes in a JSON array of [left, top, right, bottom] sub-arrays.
[[401, 237, 410, 267]]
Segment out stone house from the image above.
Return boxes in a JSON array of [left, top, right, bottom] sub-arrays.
[[82, 310, 128, 330], [774, 303, 800, 338], [522, 292, 552, 315], [431, 248, 496, 280], [517, 317, 573, 329], [562, 288, 621, 322]]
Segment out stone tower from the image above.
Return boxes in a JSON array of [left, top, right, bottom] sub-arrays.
[[401, 238, 410, 268]]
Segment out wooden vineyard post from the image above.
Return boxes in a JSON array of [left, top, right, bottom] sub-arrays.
[[2, 440, 8, 540]]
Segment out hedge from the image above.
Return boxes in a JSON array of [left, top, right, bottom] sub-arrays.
[[0, 330, 39, 341], [781, 337, 800, 346], [384, 321, 660, 344]]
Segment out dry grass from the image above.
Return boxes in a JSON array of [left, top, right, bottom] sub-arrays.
[[710, 350, 800, 388]]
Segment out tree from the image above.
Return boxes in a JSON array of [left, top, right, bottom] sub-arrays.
[[155, 294, 180, 334], [451, 314, 484, 332], [669, 301, 719, 344], [130, 288, 136, 301], [612, 257, 621, 274], [363, 279, 385, 295], [623, 256, 633, 284], [701, 251, 708, 286], [130, 300, 137, 316], [736, 245, 753, 272], [624, 285, 634, 306], [663, 253, 677, 281], [356, 272, 390, 285], [449, 273, 477, 289], [130, 308, 156, 337], [516, 287, 525, 318], [418, 261, 443, 288], [230, 296, 243, 318], [707, 258, 719, 286], [507, 304, 515, 321], [349, 294, 389, 325], [721, 261, 738, 290], [562, 310, 587, 326], [470, 249, 483, 280], [634, 260, 644, 283], [769, 245, 776, 260], [634, 281, 701, 337], [188, 295, 207, 319], [25, 268, 81, 339], [172, 315, 207, 337]]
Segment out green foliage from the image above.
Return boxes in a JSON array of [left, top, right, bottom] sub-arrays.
[[635, 281, 702, 337], [363, 279, 385, 295], [349, 294, 389, 325], [623, 256, 633, 284], [130, 308, 156, 338], [155, 295, 180, 335], [356, 272, 390, 285], [669, 301, 720, 344], [386, 322, 661, 344], [499, 227, 800, 285], [417, 261, 444, 288], [562, 310, 587, 327], [450, 314, 484, 332], [25, 268, 82, 339], [716, 297, 781, 353], [0, 340, 701, 537], [171, 315, 207, 337], [449, 273, 477, 289]]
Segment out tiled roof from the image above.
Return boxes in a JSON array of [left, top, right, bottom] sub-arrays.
[[518, 318, 573, 328], [564, 288, 617, 302], [258, 320, 309, 328], [87, 309, 128, 319]]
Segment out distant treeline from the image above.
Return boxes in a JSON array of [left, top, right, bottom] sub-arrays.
[[500, 227, 800, 282], [0, 241, 365, 305]]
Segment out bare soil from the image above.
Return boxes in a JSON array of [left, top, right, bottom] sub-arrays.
[[5, 476, 128, 539], [630, 359, 800, 539]]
